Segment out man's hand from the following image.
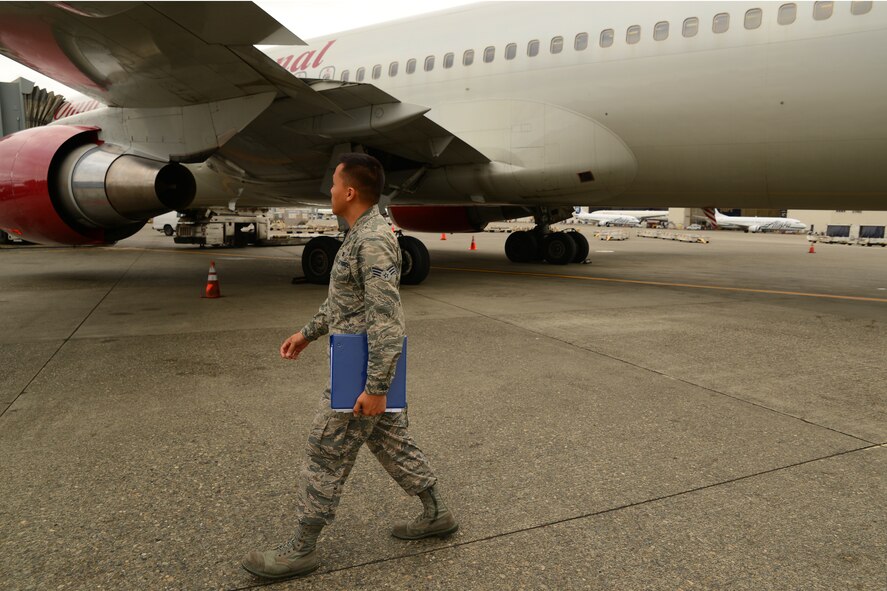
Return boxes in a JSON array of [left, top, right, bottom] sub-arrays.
[[353, 391, 386, 416], [280, 332, 310, 360]]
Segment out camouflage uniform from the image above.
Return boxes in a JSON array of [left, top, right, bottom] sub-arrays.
[[296, 206, 437, 525]]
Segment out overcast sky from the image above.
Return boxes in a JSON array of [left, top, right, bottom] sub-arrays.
[[0, 0, 479, 97]]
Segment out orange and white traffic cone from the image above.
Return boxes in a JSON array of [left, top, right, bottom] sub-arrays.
[[440, 233, 447, 240], [204, 261, 221, 298], [469, 236, 477, 251], [808, 244, 815, 254]]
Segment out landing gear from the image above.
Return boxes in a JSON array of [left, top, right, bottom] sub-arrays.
[[300, 234, 432, 286], [301, 236, 342, 284], [504, 231, 540, 263], [397, 235, 430, 285], [567, 231, 589, 263], [503, 207, 591, 266], [541, 232, 576, 265]]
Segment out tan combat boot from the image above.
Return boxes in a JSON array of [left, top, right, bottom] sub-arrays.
[[392, 484, 459, 540], [241, 522, 323, 580]]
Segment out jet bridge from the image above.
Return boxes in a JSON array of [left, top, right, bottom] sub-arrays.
[[0, 78, 66, 244], [0, 78, 65, 136]]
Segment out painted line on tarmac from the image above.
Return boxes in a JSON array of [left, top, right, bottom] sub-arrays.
[[431, 266, 887, 303]]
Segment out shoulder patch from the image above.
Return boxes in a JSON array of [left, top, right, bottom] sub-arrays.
[[371, 264, 398, 281]]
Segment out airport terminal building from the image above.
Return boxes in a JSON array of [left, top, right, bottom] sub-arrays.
[[788, 210, 887, 238]]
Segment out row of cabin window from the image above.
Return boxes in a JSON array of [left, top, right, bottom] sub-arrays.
[[340, 1, 872, 82]]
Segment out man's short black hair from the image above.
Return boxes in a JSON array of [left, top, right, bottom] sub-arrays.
[[338, 153, 385, 203]]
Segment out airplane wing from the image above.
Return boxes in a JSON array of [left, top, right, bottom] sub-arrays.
[[0, 2, 317, 108], [0, 2, 489, 173], [215, 79, 490, 184]]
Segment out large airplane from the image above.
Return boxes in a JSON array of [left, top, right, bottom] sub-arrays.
[[572, 207, 668, 226], [713, 209, 807, 232], [0, 2, 885, 284]]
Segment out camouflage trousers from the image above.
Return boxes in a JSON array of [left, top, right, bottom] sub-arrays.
[[294, 390, 437, 525]]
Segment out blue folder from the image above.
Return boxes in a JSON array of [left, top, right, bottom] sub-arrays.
[[329, 333, 407, 412]]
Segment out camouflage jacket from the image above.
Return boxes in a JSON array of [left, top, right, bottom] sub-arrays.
[[300, 206, 404, 396]]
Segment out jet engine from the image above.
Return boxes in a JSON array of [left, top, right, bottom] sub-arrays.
[[388, 205, 530, 233], [0, 125, 195, 245]]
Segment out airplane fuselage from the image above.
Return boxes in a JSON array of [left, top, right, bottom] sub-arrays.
[[254, 1, 887, 211]]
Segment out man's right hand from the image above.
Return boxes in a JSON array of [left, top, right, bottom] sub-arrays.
[[280, 332, 310, 360]]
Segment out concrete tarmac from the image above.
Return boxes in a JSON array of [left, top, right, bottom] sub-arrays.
[[1, 227, 884, 590]]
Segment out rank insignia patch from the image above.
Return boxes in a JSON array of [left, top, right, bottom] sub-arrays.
[[371, 264, 398, 281]]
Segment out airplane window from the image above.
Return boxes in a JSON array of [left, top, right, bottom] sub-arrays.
[[320, 66, 335, 80], [626, 25, 641, 45], [372, 64, 382, 79], [527, 39, 540, 57], [389, 61, 398, 77], [778, 3, 797, 24], [851, 1, 872, 15], [713, 13, 730, 33], [356, 67, 365, 82], [683, 17, 699, 37], [424, 55, 435, 71], [813, 1, 834, 20], [484, 46, 495, 63], [745, 8, 763, 29], [550, 36, 564, 54], [341, 70, 350, 82], [600, 29, 614, 47], [653, 21, 669, 40], [443, 52, 454, 68], [463, 49, 475, 66], [575, 32, 589, 51], [406, 58, 416, 74], [505, 43, 517, 60]]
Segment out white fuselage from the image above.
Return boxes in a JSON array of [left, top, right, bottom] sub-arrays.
[[259, 1, 887, 210], [715, 209, 807, 231], [572, 208, 668, 226]]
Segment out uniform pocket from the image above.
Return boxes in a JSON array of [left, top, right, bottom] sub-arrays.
[[307, 411, 351, 463], [331, 253, 354, 286]]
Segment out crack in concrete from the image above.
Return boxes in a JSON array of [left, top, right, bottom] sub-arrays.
[[0, 252, 144, 420], [227, 444, 883, 590]]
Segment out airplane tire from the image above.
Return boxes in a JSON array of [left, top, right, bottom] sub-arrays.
[[542, 232, 577, 265], [505, 231, 540, 263], [568, 231, 589, 263], [163, 224, 175, 236], [398, 235, 430, 285], [301, 236, 342, 284], [0, 230, 10, 244]]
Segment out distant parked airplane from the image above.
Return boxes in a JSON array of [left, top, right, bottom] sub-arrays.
[[572, 207, 668, 226], [714, 209, 807, 233]]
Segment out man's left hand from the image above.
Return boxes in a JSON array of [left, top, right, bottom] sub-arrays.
[[353, 391, 386, 416]]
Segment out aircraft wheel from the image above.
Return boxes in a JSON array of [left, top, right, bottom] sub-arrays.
[[542, 232, 577, 265], [567, 231, 589, 263], [163, 224, 175, 236], [0, 230, 10, 244], [505, 230, 540, 263], [398, 235, 430, 285], [301, 236, 342, 284]]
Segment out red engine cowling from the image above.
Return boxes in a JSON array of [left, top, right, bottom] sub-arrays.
[[0, 125, 195, 245], [388, 205, 529, 233]]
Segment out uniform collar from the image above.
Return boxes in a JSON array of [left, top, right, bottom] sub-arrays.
[[351, 205, 378, 231]]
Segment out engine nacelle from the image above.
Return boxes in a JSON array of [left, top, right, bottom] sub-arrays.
[[0, 125, 195, 245], [388, 205, 530, 233]]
